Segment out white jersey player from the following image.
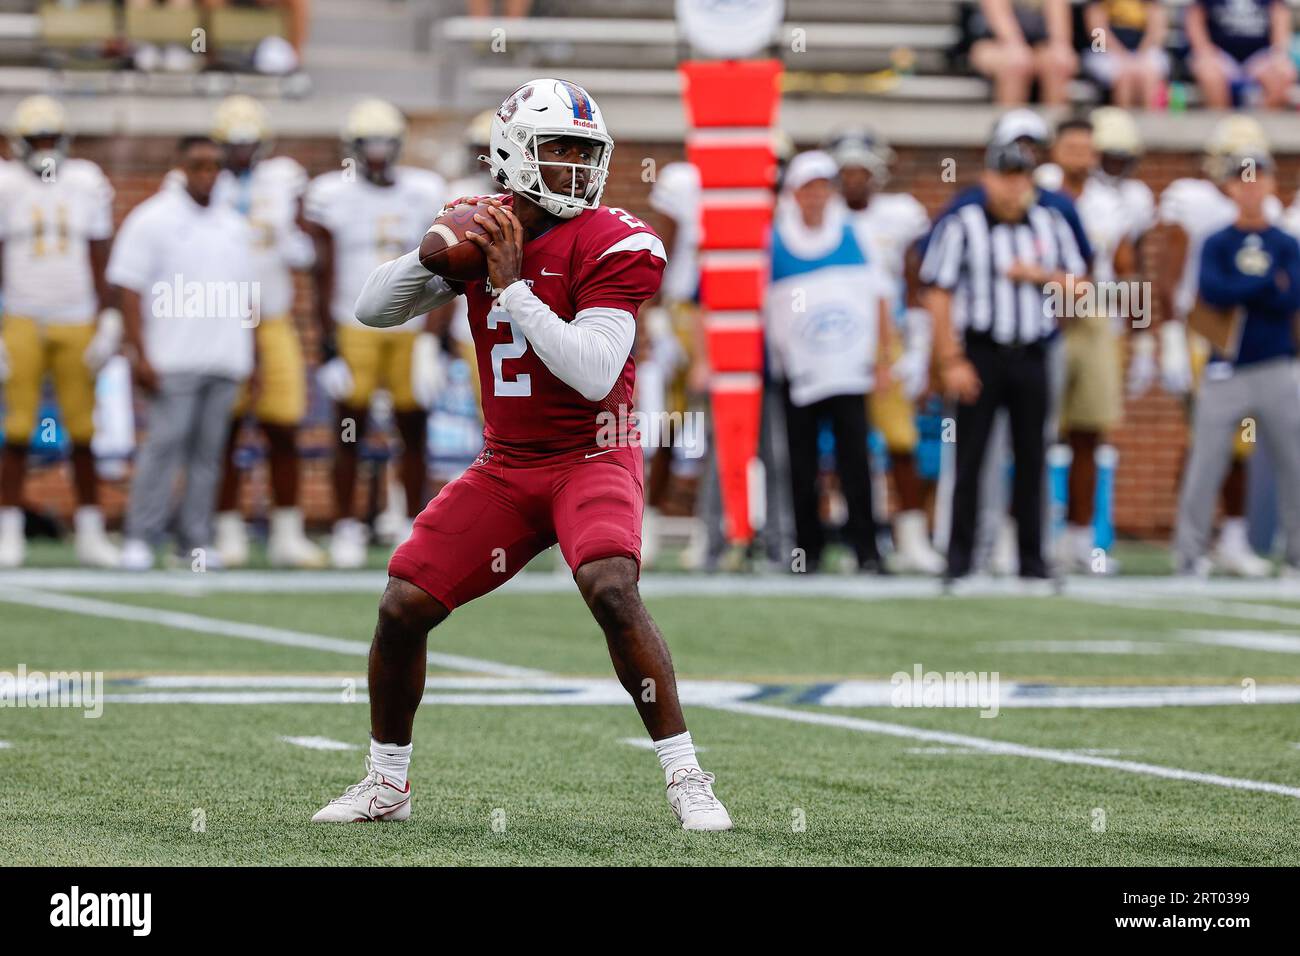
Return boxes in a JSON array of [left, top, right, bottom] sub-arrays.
[[0, 96, 121, 568], [304, 99, 446, 568], [206, 95, 325, 570]]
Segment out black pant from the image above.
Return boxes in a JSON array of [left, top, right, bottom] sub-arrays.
[[784, 391, 878, 570], [947, 335, 1049, 578]]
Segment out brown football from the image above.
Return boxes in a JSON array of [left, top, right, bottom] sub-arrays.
[[418, 201, 491, 282]]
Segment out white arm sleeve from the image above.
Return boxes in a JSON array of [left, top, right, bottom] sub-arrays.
[[354, 250, 459, 329], [497, 280, 635, 402]]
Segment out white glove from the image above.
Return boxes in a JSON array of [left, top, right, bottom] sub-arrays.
[[410, 332, 445, 410], [1126, 331, 1157, 398], [893, 307, 933, 400], [1159, 321, 1193, 395], [84, 307, 124, 372], [316, 356, 355, 402], [0, 335, 9, 384]]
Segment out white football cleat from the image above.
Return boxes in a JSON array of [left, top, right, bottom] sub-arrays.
[[267, 508, 326, 568], [74, 507, 121, 568], [666, 768, 733, 832], [329, 518, 368, 569], [214, 511, 250, 568], [890, 510, 945, 575], [0, 506, 25, 568], [1213, 520, 1272, 578], [987, 518, 1018, 576], [312, 757, 411, 823]]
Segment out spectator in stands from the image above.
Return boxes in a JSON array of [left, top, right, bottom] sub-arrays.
[[1174, 149, 1300, 577], [108, 136, 258, 571], [205, 0, 311, 69], [1082, 0, 1169, 108], [1186, 0, 1297, 108], [969, 0, 1078, 105], [766, 151, 894, 574]]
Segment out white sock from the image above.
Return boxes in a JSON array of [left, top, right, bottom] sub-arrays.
[[369, 739, 412, 790], [653, 730, 699, 783]]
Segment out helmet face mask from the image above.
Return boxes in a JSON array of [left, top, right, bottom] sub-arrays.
[[352, 136, 401, 183], [488, 78, 613, 219], [9, 95, 68, 178]]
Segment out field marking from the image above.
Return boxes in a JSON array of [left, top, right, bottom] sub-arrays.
[[979, 640, 1174, 655], [905, 746, 1129, 757], [1178, 630, 1300, 654], [0, 741, 10, 749], [0, 585, 547, 679], [7, 568, 1300, 602], [279, 736, 360, 751], [811, 681, 1300, 708], [706, 700, 1300, 800]]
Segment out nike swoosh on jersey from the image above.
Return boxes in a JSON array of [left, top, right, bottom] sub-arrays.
[[540, 268, 563, 276], [584, 448, 618, 459]]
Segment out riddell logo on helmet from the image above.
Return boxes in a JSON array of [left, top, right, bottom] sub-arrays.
[[571, 119, 598, 130]]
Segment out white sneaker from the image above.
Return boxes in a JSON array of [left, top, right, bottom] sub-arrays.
[[1054, 524, 1094, 574], [666, 768, 733, 832], [267, 508, 326, 568], [329, 518, 368, 569], [890, 510, 945, 575], [312, 757, 411, 823], [120, 538, 155, 571], [1213, 520, 1272, 578], [0, 507, 24, 568], [74, 507, 121, 568], [214, 511, 250, 568]]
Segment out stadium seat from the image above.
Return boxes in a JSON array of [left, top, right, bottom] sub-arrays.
[[209, 5, 285, 52], [38, 0, 114, 49], [123, 5, 200, 47]]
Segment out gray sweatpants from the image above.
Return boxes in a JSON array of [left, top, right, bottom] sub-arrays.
[[126, 373, 241, 552], [1174, 358, 1300, 569]]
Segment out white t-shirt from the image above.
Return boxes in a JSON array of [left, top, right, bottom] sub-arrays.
[[212, 156, 313, 318], [1158, 176, 1282, 320], [303, 166, 446, 332], [107, 186, 256, 380], [0, 158, 113, 324], [648, 160, 700, 304]]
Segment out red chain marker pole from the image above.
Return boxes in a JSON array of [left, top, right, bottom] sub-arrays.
[[680, 58, 782, 544]]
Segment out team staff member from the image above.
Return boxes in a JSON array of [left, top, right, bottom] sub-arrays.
[[921, 140, 1087, 583], [766, 151, 894, 574], [208, 96, 325, 569], [1175, 152, 1300, 577], [0, 96, 122, 568], [109, 136, 257, 570]]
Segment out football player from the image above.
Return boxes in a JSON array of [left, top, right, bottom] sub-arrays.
[[1035, 115, 1136, 573], [828, 128, 944, 574], [1156, 115, 1280, 576], [303, 99, 447, 568], [208, 95, 325, 569], [0, 96, 121, 568], [313, 79, 732, 831]]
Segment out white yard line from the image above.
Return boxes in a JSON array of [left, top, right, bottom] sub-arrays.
[[706, 700, 1300, 799], [279, 736, 360, 751], [0, 585, 546, 679]]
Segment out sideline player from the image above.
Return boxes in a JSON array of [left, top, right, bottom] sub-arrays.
[[208, 95, 325, 568], [828, 127, 945, 574], [0, 96, 121, 568], [303, 100, 446, 567], [312, 79, 732, 831]]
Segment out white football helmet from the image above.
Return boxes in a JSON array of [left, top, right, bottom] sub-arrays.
[[1204, 115, 1270, 181], [342, 98, 406, 183], [487, 78, 613, 218], [9, 95, 68, 175], [214, 95, 270, 169]]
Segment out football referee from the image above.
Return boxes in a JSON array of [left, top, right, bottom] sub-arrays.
[[921, 140, 1087, 582]]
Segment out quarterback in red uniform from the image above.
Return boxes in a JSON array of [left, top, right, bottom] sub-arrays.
[[312, 78, 732, 831]]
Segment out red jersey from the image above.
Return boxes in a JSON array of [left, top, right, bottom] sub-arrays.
[[463, 201, 666, 458]]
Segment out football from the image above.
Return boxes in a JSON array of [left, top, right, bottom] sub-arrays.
[[418, 200, 492, 281]]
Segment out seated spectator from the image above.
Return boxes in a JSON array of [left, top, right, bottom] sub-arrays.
[[1083, 0, 1169, 108], [1185, 0, 1297, 108], [970, 0, 1078, 106], [467, 0, 533, 17]]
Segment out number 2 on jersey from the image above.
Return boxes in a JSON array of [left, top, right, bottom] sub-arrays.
[[486, 307, 531, 397]]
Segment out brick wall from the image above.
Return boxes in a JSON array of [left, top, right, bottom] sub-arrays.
[[21, 135, 1288, 539]]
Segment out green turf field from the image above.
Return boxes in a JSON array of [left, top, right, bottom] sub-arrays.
[[3, 553, 1300, 865]]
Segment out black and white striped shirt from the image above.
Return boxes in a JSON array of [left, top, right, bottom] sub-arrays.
[[920, 201, 1086, 345]]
